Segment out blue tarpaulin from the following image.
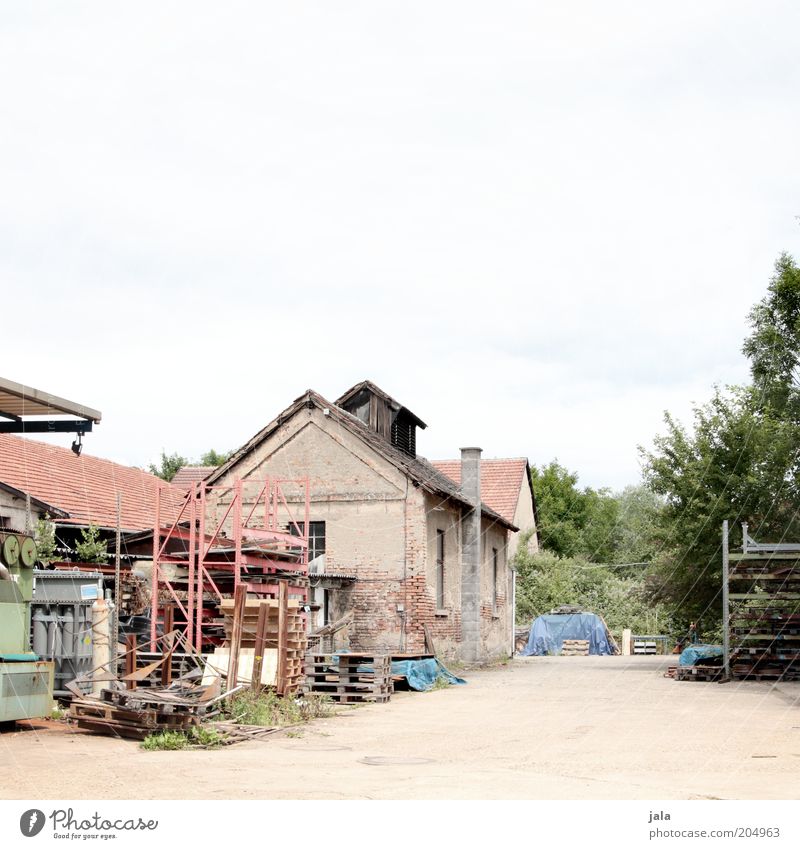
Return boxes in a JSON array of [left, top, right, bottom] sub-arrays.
[[678, 644, 723, 667], [391, 658, 466, 691], [519, 613, 614, 656], [332, 654, 466, 691]]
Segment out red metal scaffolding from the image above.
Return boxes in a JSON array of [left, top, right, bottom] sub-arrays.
[[151, 477, 310, 651]]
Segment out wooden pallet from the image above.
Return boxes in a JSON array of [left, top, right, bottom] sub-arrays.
[[675, 665, 722, 682], [305, 653, 392, 704]]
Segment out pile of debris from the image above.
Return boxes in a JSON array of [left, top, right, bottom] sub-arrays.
[[68, 677, 230, 740]]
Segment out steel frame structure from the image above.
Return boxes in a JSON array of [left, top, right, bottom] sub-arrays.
[[152, 477, 310, 650]]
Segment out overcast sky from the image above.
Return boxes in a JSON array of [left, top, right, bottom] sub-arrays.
[[3, 2, 800, 490]]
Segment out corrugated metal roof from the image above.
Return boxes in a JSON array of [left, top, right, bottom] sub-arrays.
[[0, 377, 101, 422]]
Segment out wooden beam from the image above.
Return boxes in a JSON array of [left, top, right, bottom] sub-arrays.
[[277, 581, 288, 696], [124, 635, 137, 690], [251, 601, 269, 689], [228, 584, 247, 691]]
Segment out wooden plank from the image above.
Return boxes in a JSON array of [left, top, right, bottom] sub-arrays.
[[277, 580, 288, 696], [125, 634, 137, 690], [251, 601, 269, 690], [422, 624, 436, 656], [228, 584, 248, 691]]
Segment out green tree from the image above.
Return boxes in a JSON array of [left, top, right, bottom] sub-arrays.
[[742, 253, 800, 415], [642, 253, 800, 625], [148, 451, 187, 482], [34, 514, 57, 565], [199, 448, 233, 466], [530, 461, 620, 562], [75, 524, 108, 564], [613, 485, 664, 566]]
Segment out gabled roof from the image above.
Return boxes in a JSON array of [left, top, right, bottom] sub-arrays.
[[0, 434, 186, 532], [431, 458, 532, 526], [335, 380, 427, 429], [206, 389, 516, 530], [172, 466, 216, 489]]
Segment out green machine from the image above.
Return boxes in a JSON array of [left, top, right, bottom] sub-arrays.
[[0, 532, 54, 723]]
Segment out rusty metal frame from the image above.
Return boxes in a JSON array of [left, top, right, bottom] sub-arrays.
[[152, 477, 310, 650]]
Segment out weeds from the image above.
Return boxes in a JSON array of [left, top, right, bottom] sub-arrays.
[[141, 730, 190, 751], [140, 725, 225, 751], [223, 690, 334, 727]]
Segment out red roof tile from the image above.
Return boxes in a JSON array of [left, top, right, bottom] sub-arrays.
[[430, 458, 529, 524], [0, 434, 186, 531], [171, 466, 216, 489]]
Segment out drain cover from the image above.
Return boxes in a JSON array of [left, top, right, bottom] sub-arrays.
[[359, 756, 434, 766]]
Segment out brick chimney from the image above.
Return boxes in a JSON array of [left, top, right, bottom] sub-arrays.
[[460, 447, 482, 662]]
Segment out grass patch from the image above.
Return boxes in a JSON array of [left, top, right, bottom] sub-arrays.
[[428, 675, 451, 691], [223, 690, 334, 727]]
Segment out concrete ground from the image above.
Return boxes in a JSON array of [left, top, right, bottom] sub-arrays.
[[1, 655, 799, 800]]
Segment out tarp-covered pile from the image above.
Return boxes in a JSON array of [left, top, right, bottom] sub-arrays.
[[519, 613, 616, 656], [678, 644, 723, 667]]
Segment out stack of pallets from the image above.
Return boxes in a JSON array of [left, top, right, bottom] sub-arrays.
[[305, 653, 392, 704], [561, 639, 589, 656], [220, 596, 307, 694]]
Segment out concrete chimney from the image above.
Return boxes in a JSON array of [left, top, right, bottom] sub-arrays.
[[460, 447, 482, 662]]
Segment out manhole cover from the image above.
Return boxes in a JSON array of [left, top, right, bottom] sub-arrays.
[[358, 756, 434, 766]]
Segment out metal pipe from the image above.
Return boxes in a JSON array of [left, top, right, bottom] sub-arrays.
[[722, 519, 730, 681]]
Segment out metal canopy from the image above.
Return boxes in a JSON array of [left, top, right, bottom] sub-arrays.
[[0, 376, 101, 433]]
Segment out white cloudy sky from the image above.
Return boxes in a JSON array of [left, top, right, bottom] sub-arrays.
[[3, 2, 800, 490]]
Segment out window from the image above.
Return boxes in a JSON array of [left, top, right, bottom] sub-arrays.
[[492, 547, 499, 610], [290, 521, 326, 561], [436, 529, 445, 608]]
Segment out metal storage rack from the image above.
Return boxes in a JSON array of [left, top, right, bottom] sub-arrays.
[[723, 521, 800, 681]]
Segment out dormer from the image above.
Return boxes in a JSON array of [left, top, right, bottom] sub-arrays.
[[335, 380, 427, 458]]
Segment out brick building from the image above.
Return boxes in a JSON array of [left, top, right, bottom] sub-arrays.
[[204, 381, 537, 661]]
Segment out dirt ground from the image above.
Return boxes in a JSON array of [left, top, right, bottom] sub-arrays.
[[2, 655, 799, 800]]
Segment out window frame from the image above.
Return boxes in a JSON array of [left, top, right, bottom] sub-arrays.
[[436, 528, 445, 608]]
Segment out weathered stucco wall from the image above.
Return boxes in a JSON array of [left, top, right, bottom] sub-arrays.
[[0, 490, 47, 533], [508, 478, 539, 559]]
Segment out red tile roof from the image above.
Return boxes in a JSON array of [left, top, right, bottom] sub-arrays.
[[430, 458, 530, 524], [0, 434, 186, 531], [172, 466, 216, 489]]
